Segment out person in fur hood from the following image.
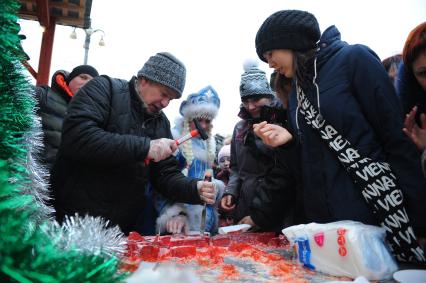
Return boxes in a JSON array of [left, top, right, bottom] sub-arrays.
[[156, 85, 225, 235]]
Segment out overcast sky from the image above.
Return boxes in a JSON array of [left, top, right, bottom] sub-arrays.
[[19, 0, 426, 136]]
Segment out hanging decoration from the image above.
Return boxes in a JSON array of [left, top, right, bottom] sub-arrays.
[[0, 1, 127, 282]]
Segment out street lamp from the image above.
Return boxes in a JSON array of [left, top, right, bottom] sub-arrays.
[[70, 27, 105, 64]]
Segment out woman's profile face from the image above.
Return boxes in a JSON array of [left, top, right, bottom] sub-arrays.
[[412, 51, 426, 92], [263, 49, 294, 78]]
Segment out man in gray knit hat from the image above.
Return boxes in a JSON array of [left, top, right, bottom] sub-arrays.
[[51, 52, 216, 235]]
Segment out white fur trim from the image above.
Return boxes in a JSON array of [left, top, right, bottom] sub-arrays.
[[181, 103, 219, 120], [191, 141, 209, 162], [156, 203, 187, 234]]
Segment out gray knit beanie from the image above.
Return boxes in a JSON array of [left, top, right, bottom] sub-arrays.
[[137, 52, 186, 97], [240, 59, 274, 99]]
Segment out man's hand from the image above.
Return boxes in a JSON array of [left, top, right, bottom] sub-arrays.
[[403, 106, 426, 151], [147, 138, 178, 162], [197, 181, 216, 204], [253, 121, 293, 147], [238, 215, 256, 227], [220, 195, 236, 211], [166, 215, 189, 234]]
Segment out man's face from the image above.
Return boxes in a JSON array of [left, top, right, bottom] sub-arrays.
[[138, 79, 178, 114], [68, 73, 95, 94]]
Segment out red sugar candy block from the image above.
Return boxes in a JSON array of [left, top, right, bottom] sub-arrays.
[[228, 233, 252, 243], [255, 232, 277, 244], [170, 235, 209, 247], [142, 236, 158, 244], [128, 231, 145, 242], [211, 235, 232, 247], [228, 242, 252, 252], [125, 240, 139, 258], [159, 235, 171, 246], [170, 245, 197, 258], [139, 245, 159, 262], [158, 247, 171, 260]]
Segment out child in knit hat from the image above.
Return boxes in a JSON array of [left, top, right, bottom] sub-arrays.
[[216, 143, 234, 227], [216, 144, 231, 185]]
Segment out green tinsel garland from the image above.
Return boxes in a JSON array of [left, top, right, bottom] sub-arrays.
[[0, 1, 127, 282]]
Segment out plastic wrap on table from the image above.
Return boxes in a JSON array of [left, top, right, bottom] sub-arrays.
[[122, 231, 356, 282], [282, 221, 398, 281]]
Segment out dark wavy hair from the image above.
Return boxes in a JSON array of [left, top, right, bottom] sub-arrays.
[[402, 22, 426, 70], [272, 48, 316, 107]]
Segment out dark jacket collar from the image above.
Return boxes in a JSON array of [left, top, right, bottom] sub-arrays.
[[316, 25, 347, 69]]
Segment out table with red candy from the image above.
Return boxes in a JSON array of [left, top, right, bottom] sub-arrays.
[[122, 231, 350, 282]]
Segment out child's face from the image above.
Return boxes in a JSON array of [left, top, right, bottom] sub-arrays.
[[219, 156, 230, 170]]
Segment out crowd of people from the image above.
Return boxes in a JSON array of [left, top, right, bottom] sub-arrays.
[[33, 10, 426, 264]]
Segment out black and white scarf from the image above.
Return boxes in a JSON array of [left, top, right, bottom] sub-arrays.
[[297, 85, 425, 263]]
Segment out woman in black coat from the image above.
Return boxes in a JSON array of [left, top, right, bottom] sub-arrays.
[[253, 10, 426, 262]]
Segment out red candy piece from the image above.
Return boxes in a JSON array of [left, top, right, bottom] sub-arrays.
[[139, 244, 159, 262], [159, 235, 171, 246], [212, 235, 232, 247], [128, 231, 145, 242], [125, 240, 139, 258], [170, 245, 197, 258], [228, 242, 252, 252], [170, 235, 209, 247]]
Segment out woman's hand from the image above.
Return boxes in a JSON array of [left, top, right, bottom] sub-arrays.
[[238, 215, 256, 227], [220, 195, 236, 211], [403, 106, 426, 151], [253, 121, 293, 147]]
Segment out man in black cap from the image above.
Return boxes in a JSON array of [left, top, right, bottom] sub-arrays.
[[35, 64, 99, 170], [51, 52, 216, 234]]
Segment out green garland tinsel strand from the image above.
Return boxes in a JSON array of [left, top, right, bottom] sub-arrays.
[[0, 1, 127, 282]]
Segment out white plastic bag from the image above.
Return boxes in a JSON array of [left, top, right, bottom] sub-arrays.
[[282, 221, 398, 280]]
